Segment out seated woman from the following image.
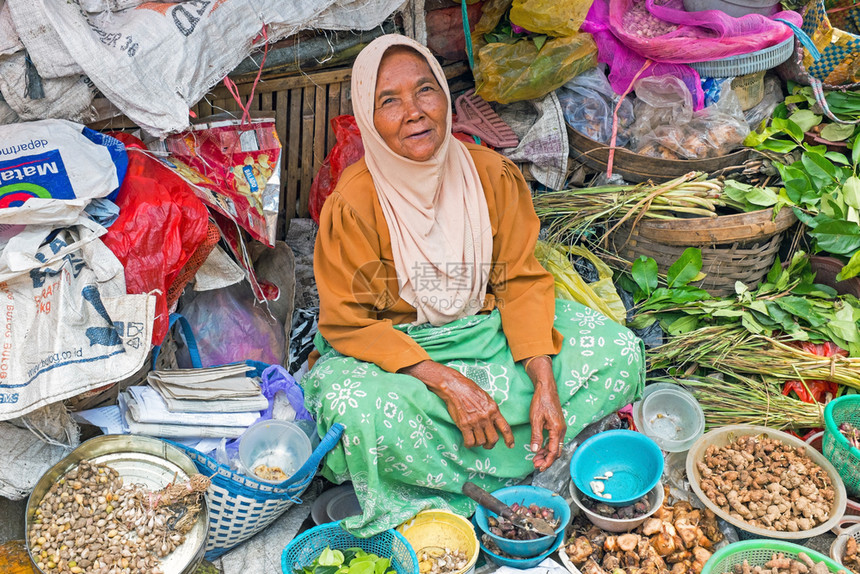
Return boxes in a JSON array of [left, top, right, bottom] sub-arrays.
[[302, 34, 645, 537]]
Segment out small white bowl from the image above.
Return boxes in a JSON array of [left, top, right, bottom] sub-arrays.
[[569, 480, 665, 533]]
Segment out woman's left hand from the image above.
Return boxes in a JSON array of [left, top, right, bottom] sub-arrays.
[[525, 355, 566, 472]]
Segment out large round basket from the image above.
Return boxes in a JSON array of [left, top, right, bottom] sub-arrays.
[[281, 523, 419, 574], [610, 208, 797, 297], [686, 425, 847, 543], [701, 540, 845, 574], [567, 125, 752, 184]]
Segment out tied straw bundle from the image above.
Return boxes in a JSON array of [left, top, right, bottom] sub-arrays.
[[532, 172, 732, 244], [648, 325, 860, 390], [650, 375, 824, 431]]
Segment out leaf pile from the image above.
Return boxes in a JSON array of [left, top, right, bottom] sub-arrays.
[[743, 83, 860, 279], [295, 547, 397, 574], [627, 251, 860, 357]]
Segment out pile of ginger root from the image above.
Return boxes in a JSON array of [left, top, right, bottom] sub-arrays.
[[697, 435, 835, 532], [727, 552, 846, 574], [564, 487, 723, 574], [843, 535, 860, 574]]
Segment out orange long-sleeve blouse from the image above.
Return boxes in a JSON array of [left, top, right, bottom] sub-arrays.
[[313, 143, 563, 373]]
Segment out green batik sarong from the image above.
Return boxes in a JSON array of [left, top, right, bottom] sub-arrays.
[[301, 299, 645, 537]]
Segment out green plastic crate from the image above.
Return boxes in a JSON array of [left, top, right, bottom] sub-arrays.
[[823, 395, 860, 498], [701, 540, 845, 574]]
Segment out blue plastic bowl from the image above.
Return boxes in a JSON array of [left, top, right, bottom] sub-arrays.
[[479, 530, 564, 569], [569, 429, 664, 507], [472, 485, 571, 558]]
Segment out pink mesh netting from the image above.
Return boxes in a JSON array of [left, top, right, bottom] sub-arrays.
[[581, 0, 802, 109]]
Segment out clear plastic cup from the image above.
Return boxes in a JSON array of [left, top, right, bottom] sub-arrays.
[[640, 387, 705, 452], [239, 419, 312, 483]]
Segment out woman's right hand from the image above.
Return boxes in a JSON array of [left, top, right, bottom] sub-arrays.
[[399, 360, 515, 450]]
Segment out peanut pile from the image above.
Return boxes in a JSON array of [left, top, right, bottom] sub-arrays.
[[28, 460, 208, 574], [697, 435, 835, 532]]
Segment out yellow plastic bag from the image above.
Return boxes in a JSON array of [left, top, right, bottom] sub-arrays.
[[510, 0, 592, 37], [471, 0, 597, 104], [535, 241, 627, 325]]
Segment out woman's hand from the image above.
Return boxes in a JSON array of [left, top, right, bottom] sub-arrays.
[[524, 355, 566, 472], [399, 360, 515, 450]]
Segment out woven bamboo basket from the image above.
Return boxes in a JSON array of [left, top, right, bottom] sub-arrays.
[[610, 208, 797, 297]]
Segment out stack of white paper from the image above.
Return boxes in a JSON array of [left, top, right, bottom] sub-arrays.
[[148, 363, 268, 412], [117, 363, 268, 439]]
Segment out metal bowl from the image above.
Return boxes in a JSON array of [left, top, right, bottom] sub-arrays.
[[25, 435, 208, 574]]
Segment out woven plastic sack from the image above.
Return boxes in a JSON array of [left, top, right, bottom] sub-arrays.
[[826, 0, 860, 34], [804, 0, 860, 86], [534, 241, 626, 324], [472, 0, 598, 104], [309, 115, 364, 224], [774, 0, 860, 124]]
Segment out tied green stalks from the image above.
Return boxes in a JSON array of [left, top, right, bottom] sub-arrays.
[[648, 325, 860, 390], [533, 172, 730, 244], [650, 374, 824, 431]]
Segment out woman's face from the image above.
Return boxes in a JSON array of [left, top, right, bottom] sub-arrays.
[[373, 48, 448, 162]]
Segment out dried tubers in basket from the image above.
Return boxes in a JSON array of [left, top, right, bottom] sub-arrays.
[[844, 537, 860, 574], [697, 435, 835, 532], [723, 552, 846, 574]]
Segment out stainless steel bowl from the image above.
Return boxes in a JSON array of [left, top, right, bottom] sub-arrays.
[[25, 435, 208, 574]]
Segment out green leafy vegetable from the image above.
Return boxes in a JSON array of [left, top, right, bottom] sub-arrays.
[[667, 248, 703, 288], [820, 123, 857, 142], [301, 547, 396, 574], [631, 256, 658, 299]]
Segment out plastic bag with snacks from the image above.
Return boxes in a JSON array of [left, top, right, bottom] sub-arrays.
[[151, 115, 283, 247], [557, 68, 635, 147], [630, 75, 749, 159]]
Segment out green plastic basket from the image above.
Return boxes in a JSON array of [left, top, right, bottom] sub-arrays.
[[701, 540, 845, 574], [823, 395, 860, 498]]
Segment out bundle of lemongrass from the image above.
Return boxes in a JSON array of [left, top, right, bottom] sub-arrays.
[[650, 375, 824, 430], [649, 325, 860, 391], [532, 172, 731, 244]]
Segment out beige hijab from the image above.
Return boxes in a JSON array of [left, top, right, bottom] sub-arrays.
[[352, 34, 493, 326]]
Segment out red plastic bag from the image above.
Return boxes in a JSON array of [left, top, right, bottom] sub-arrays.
[[102, 134, 210, 345], [309, 115, 364, 224], [781, 341, 847, 403]]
